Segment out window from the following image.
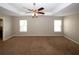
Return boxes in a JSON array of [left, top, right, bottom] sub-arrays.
[[19, 20, 27, 32], [54, 20, 62, 32]]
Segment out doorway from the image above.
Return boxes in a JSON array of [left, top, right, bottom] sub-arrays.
[[0, 18, 3, 40]]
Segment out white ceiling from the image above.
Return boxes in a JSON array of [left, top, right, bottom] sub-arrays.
[[54, 3, 79, 16], [0, 3, 79, 16]]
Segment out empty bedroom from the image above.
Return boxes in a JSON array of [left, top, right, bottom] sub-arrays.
[[0, 3, 79, 55]]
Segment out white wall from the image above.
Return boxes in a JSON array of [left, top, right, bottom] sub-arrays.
[[2, 16, 13, 41], [64, 14, 79, 43], [12, 16, 63, 36]]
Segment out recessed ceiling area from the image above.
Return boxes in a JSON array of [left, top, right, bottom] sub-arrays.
[[0, 3, 79, 16]]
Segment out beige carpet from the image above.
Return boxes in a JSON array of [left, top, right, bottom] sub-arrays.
[[0, 36, 79, 55]]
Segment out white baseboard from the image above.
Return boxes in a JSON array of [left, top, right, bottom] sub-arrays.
[[3, 35, 13, 41], [64, 35, 79, 45]]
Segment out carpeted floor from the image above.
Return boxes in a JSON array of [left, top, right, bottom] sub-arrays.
[[0, 36, 79, 55]]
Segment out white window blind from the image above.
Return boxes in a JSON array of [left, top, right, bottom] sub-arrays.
[[19, 20, 27, 32], [54, 20, 62, 32]]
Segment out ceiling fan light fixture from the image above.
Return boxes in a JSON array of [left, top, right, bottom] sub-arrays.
[[32, 13, 38, 18]]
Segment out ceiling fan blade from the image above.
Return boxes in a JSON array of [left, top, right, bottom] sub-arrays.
[[24, 7, 33, 11], [26, 12, 32, 13], [38, 7, 44, 11], [37, 12, 45, 14]]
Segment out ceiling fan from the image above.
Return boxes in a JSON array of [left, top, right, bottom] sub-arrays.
[[24, 3, 45, 17]]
